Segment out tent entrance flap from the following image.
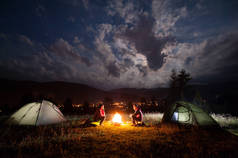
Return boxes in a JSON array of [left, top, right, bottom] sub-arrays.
[[172, 106, 191, 123]]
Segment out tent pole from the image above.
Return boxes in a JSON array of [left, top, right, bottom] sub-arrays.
[[18, 104, 35, 124], [35, 100, 43, 126]]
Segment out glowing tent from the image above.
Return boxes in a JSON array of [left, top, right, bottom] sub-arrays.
[[162, 101, 219, 127], [7, 100, 66, 125]]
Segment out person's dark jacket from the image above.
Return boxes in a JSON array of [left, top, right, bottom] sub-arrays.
[[132, 108, 143, 122]]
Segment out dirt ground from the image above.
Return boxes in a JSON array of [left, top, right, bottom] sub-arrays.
[[1, 119, 238, 158]]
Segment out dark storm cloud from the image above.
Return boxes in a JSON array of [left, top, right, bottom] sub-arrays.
[[201, 33, 238, 81], [136, 64, 147, 77], [1, 0, 238, 89], [123, 58, 134, 68], [19, 35, 34, 46], [0, 34, 40, 59], [122, 16, 174, 71], [0, 34, 92, 82], [35, 4, 46, 17], [185, 57, 193, 66], [106, 61, 120, 78], [49, 38, 91, 66], [183, 32, 238, 83]]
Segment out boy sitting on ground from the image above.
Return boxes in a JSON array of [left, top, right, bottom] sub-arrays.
[[131, 104, 144, 126]]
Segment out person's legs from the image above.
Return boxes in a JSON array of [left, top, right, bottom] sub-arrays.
[[132, 115, 137, 125], [132, 115, 143, 125], [82, 118, 93, 127], [99, 116, 105, 125]]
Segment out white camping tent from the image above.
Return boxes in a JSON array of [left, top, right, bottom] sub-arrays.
[[7, 100, 66, 125]]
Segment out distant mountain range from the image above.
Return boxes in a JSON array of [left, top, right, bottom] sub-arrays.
[[0, 79, 105, 106], [0, 79, 168, 106], [0, 79, 237, 115]]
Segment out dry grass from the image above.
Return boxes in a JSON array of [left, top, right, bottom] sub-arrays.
[[211, 113, 238, 136], [0, 114, 238, 158], [143, 112, 164, 125], [211, 113, 238, 128]]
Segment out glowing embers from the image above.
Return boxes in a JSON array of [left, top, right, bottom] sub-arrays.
[[112, 113, 122, 125]]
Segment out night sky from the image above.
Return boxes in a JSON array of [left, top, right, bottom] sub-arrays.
[[0, 0, 238, 89]]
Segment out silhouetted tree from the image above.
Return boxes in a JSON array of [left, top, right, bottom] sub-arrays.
[[177, 69, 192, 98], [63, 97, 73, 114], [168, 69, 192, 103], [83, 100, 90, 113]]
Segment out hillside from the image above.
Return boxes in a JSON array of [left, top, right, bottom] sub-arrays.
[[0, 79, 238, 115], [0, 79, 169, 107], [109, 88, 169, 102], [0, 79, 106, 107]]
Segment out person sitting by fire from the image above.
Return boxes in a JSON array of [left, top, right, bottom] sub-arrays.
[[83, 104, 105, 126], [93, 104, 105, 125], [131, 104, 143, 126]]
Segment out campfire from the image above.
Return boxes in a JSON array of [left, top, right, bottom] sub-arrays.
[[112, 113, 122, 125]]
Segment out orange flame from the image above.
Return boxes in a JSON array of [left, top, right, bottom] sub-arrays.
[[112, 113, 122, 123]]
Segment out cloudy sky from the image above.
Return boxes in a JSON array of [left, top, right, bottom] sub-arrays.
[[0, 0, 238, 89]]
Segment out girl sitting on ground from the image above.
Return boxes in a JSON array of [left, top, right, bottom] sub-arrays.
[[83, 104, 105, 126], [93, 104, 105, 125]]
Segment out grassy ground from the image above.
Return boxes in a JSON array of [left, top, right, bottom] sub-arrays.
[[1, 114, 238, 158], [211, 113, 238, 136]]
